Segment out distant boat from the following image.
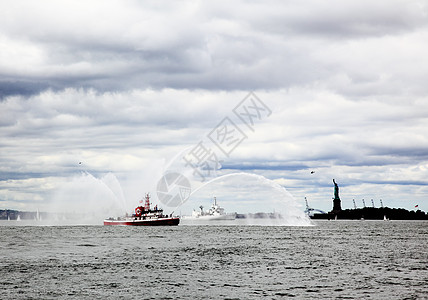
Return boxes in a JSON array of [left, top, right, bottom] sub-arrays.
[[383, 215, 389, 221], [186, 197, 236, 221]]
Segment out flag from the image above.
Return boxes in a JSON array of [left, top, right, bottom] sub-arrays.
[[415, 205, 419, 208]]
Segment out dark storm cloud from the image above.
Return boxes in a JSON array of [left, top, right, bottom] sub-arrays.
[[1, 0, 427, 98], [254, 1, 427, 38], [362, 179, 428, 186], [0, 172, 48, 181], [222, 162, 309, 172], [0, 81, 52, 98], [369, 146, 428, 160]]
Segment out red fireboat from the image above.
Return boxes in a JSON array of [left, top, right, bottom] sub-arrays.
[[103, 193, 180, 226]]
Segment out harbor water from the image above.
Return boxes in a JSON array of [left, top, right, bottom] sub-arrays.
[[1, 220, 427, 299]]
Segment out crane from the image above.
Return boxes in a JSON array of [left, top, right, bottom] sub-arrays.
[[304, 197, 327, 216]]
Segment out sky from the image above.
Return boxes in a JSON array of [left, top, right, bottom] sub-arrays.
[[1, 0, 428, 215]]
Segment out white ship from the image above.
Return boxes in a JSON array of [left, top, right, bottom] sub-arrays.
[[188, 197, 236, 220]]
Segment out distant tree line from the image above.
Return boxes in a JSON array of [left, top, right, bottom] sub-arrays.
[[0, 209, 45, 220], [312, 207, 428, 220]]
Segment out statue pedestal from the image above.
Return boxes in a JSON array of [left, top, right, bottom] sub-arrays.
[[332, 197, 342, 212]]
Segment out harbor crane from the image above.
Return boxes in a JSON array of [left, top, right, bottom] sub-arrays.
[[304, 197, 327, 216]]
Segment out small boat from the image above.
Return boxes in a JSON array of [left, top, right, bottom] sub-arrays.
[[186, 197, 236, 220], [104, 194, 179, 226]]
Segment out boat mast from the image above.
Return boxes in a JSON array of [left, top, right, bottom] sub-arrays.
[[144, 193, 151, 210]]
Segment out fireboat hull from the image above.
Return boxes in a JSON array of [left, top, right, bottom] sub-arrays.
[[104, 217, 180, 226]]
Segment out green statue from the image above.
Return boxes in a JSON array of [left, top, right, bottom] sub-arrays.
[[333, 179, 340, 200]]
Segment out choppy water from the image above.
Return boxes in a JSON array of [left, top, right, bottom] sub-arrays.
[[1, 221, 427, 299]]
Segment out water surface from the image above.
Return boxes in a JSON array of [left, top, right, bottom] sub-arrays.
[[1, 221, 427, 299]]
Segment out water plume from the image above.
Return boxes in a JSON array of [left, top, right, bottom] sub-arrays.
[[50, 172, 127, 224], [178, 172, 312, 226]]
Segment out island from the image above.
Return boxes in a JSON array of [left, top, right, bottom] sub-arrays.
[[310, 180, 428, 220]]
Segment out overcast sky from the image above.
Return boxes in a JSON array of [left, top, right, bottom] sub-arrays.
[[1, 0, 428, 215]]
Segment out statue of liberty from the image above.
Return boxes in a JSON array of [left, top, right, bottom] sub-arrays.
[[332, 179, 342, 212], [333, 179, 339, 200]]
